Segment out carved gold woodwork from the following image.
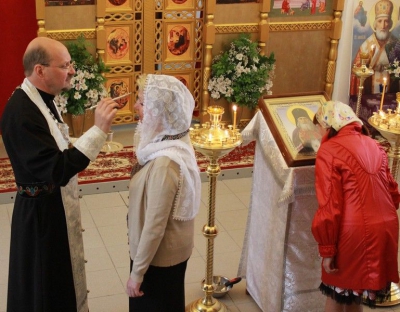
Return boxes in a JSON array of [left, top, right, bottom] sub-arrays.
[[269, 21, 332, 32], [259, 12, 269, 55], [325, 10, 343, 99], [215, 24, 259, 34], [201, 0, 217, 121], [214, 21, 333, 34], [104, 12, 135, 23], [34, 0, 342, 123], [46, 30, 96, 41], [34, 0, 205, 125]]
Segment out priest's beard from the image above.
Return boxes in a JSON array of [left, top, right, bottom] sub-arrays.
[[297, 120, 315, 131], [375, 28, 390, 41], [297, 121, 321, 151]]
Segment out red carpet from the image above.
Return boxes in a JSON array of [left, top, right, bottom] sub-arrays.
[[0, 142, 255, 193]]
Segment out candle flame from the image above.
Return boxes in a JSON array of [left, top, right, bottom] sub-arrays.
[[233, 105, 237, 112], [383, 77, 387, 85]]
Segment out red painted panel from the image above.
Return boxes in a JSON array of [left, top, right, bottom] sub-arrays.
[[0, 0, 37, 122]]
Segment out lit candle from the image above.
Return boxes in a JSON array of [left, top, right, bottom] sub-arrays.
[[379, 77, 387, 111], [232, 105, 237, 130]]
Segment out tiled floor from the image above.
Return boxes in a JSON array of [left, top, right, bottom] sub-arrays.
[[0, 178, 264, 312], [2, 126, 400, 312], [3, 181, 400, 312]]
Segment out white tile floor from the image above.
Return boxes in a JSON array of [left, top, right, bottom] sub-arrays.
[[0, 178, 264, 312], [2, 179, 400, 312]]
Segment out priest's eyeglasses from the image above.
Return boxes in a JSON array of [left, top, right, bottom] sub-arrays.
[[40, 62, 74, 70]]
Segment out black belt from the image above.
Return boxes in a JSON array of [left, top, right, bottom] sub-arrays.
[[16, 183, 56, 198]]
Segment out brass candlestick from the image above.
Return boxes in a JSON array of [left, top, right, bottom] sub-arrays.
[[352, 52, 374, 116], [186, 106, 242, 312], [368, 92, 400, 306], [369, 92, 400, 180]]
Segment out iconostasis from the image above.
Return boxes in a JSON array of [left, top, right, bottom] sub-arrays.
[[35, 0, 343, 125], [36, 0, 205, 125]]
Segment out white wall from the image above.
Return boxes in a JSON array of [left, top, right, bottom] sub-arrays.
[[332, 0, 354, 104]]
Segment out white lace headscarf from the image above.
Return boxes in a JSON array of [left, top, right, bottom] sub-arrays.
[[135, 74, 200, 221]]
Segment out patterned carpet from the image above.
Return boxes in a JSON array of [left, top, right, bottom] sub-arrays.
[[0, 141, 255, 193]]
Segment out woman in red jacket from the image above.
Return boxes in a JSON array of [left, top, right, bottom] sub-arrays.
[[312, 101, 400, 311]]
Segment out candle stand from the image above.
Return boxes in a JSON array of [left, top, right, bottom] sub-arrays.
[[368, 92, 400, 306], [186, 106, 242, 312], [352, 52, 374, 116]]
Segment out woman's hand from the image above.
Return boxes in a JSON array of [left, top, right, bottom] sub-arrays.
[[126, 277, 144, 298], [322, 257, 338, 274]]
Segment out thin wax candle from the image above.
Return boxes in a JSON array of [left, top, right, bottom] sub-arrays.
[[379, 77, 387, 111], [233, 105, 237, 130]]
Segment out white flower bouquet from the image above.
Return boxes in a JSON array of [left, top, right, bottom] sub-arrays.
[[55, 35, 109, 115], [208, 33, 275, 110], [387, 58, 400, 79]]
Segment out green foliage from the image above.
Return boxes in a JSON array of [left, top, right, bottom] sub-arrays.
[[54, 35, 109, 115], [208, 33, 275, 110]]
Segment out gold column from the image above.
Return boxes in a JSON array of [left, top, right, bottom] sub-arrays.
[[35, 0, 46, 37], [201, 0, 216, 123], [143, 0, 155, 74], [325, 2, 343, 99], [258, 0, 269, 56], [96, 0, 106, 63]]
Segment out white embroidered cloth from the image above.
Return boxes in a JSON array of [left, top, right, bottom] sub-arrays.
[[238, 111, 322, 312]]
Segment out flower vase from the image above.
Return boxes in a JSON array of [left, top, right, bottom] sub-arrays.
[[71, 114, 85, 138], [62, 113, 74, 136], [83, 109, 95, 133]]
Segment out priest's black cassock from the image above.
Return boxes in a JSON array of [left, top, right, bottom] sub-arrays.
[[1, 87, 90, 312]]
